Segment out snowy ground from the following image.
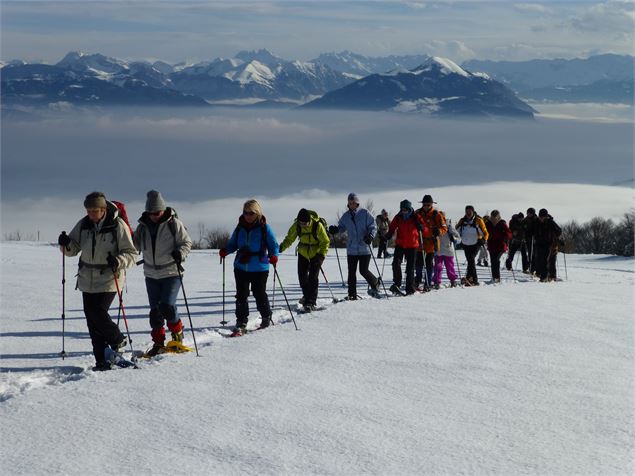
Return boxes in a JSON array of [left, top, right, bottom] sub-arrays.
[[1, 242, 633, 475]]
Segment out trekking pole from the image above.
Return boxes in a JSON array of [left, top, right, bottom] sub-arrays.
[[509, 252, 517, 283], [368, 244, 390, 299], [60, 235, 67, 360], [176, 264, 199, 356], [452, 242, 464, 288], [529, 237, 535, 275], [320, 267, 338, 303], [271, 263, 276, 308], [481, 244, 493, 282], [273, 266, 298, 331], [422, 250, 431, 290], [109, 256, 136, 359], [220, 256, 228, 325], [330, 232, 346, 287]]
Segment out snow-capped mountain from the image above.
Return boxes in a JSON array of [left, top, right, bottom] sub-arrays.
[[304, 57, 535, 118], [462, 54, 635, 104], [170, 56, 353, 101], [311, 51, 431, 77], [235, 48, 287, 67], [56, 51, 128, 78]]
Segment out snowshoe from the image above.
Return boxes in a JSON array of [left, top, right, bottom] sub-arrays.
[[367, 287, 381, 299], [92, 361, 112, 372], [228, 327, 245, 338], [389, 284, 405, 296], [104, 347, 137, 368], [165, 340, 193, 353], [143, 343, 167, 358]]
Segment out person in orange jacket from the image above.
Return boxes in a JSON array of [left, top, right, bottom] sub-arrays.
[[414, 195, 447, 290]]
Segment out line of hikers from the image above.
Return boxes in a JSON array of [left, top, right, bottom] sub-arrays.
[[58, 190, 562, 369]]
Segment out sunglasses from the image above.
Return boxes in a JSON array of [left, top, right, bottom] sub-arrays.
[[243, 210, 256, 216], [149, 211, 162, 217]]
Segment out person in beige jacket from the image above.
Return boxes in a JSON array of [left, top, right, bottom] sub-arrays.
[[58, 192, 137, 370], [133, 190, 192, 356]]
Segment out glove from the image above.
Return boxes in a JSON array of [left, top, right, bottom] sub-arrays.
[[106, 254, 119, 272], [219, 248, 228, 259], [58, 232, 70, 247], [478, 238, 486, 246], [384, 232, 393, 241], [363, 234, 373, 245], [171, 250, 182, 264], [315, 253, 325, 265], [268, 255, 278, 266], [432, 227, 440, 237], [328, 225, 339, 235]]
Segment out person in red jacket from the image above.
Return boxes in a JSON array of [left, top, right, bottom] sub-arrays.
[[384, 200, 427, 295], [485, 209, 512, 283]]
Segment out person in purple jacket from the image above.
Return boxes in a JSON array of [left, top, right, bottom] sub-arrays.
[[219, 199, 279, 336]]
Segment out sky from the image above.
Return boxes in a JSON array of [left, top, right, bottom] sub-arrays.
[[1, 1, 634, 64]]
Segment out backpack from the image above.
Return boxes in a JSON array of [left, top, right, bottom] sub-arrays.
[[296, 216, 328, 241], [112, 200, 133, 236]]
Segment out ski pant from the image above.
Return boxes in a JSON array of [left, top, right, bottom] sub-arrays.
[[526, 237, 535, 272], [392, 247, 416, 291], [145, 276, 182, 343], [534, 244, 557, 281], [298, 254, 323, 306], [489, 251, 504, 281], [506, 240, 528, 271], [347, 254, 377, 298], [377, 236, 388, 258], [82, 292, 123, 364], [415, 251, 434, 287], [462, 244, 480, 283], [433, 255, 458, 284], [234, 269, 271, 328]]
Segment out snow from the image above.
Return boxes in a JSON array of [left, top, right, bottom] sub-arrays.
[[1, 242, 633, 474], [233, 61, 276, 86], [414, 56, 471, 78]]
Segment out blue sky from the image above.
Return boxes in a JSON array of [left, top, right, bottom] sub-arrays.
[[1, 1, 634, 63]]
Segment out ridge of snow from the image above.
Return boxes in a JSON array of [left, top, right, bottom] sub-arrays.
[[413, 56, 471, 77]]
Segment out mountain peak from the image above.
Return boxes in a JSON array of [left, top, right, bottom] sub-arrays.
[[413, 56, 470, 77], [235, 49, 285, 66]]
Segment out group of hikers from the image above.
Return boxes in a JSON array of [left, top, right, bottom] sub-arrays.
[[58, 190, 563, 370]]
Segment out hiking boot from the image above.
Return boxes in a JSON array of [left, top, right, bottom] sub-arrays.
[[298, 297, 305, 305], [230, 327, 245, 337], [450, 280, 457, 288], [146, 342, 167, 357], [367, 287, 381, 298], [170, 331, 184, 343], [111, 337, 127, 353], [258, 317, 271, 330], [92, 361, 112, 372], [302, 304, 318, 313], [433, 283, 440, 290], [389, 283, 402, 294], [346, 295, 359, 301]]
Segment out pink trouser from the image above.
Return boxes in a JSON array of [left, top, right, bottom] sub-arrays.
[[433, 255, 458, 284]]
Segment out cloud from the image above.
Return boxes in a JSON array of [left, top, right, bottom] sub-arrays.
[[566, 0, 635, 35], [514, 3, 553, 14], [422, 40, 476, 62]]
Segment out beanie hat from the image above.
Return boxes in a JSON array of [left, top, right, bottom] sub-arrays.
[[145, 190, 166, 213], [420, 194, 435, 204], [538, 208, 549, 217], [381, 209, 387, 215], [399, 200, 412, 210], [84, 191, 107, 209], [297, 208, 310, 223], [465, 205, 475, 212], [347, 193, 360, 204], [527, 207, 536, 215]]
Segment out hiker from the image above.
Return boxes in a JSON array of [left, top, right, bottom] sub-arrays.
[[414, 194, 447, 290], [456, 205, 489, 286], [219, 199, 279, 336], [432, 212, 461, 288], [506, 212, 528, 272], [384, 200, 427, 295], [522, 207, 539, 274], [328, 193, 380, 299], [533, 208, 562, 282], [485, 210, 512, 283], [58, 192, 137, 371], [279, 208, 330, 312], [133, 190, 193, 356], [375, 209, 391, 259], [477, 214, 490, 267]]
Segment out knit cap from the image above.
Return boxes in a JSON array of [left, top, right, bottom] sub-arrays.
[[347, 193, 360, 204], [145, 190, 166, 213], [84, 192, 107, 209], [399, 200, 412, 210], [297, 208, 310, 223]]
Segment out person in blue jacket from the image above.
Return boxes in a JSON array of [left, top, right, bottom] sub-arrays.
[[219, 199, 279, 336], [328, 193, 380, 299]]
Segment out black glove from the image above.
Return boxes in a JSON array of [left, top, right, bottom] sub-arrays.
[[363, 234, 373, 245], [171, 250, 182, 264], [384, 232, 393, 241], [432, 227, 440, 237], [328, 225, 339, 235], [478, 238, 486, 246], [315, 253, 325, 265], [58, 232, 70, 247], [106, 254, 119, 272]]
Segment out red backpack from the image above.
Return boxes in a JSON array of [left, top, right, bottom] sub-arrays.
[[112, 200, 134, 236]]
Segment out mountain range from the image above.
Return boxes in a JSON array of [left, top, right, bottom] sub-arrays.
[[1, 49, 632, 116]]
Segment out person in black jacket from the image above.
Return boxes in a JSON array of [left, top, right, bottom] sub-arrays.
[[533, 208, 562, 282], [522, 207, 539, 274], [506, 212, 528, 272]]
